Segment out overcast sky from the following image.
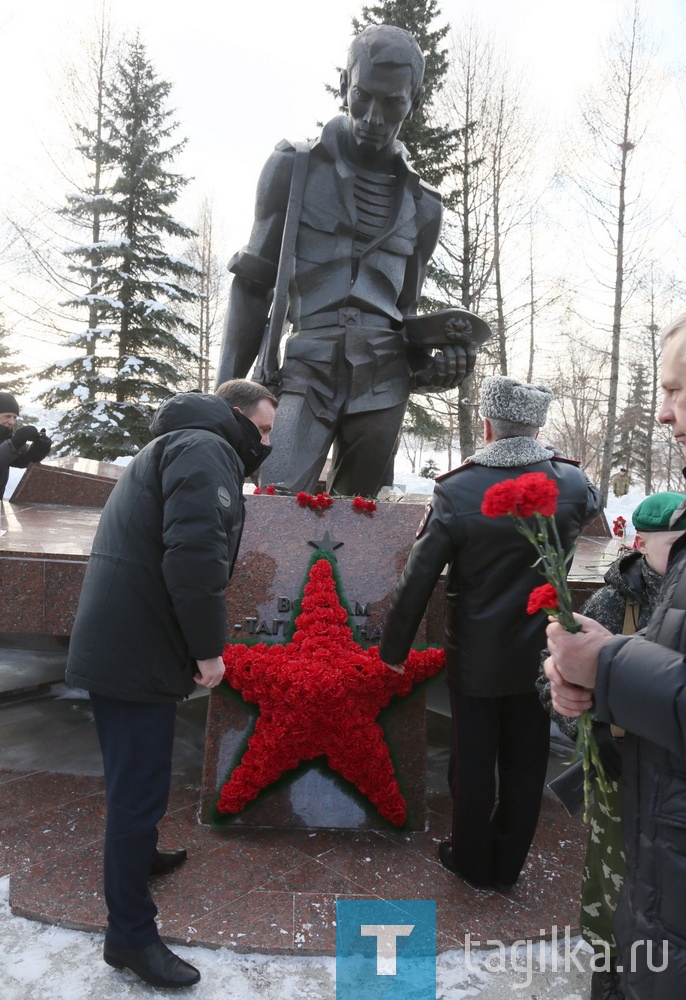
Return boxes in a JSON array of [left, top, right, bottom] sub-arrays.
[[1, 0, 684, 365], [3, 0, 684, 243]]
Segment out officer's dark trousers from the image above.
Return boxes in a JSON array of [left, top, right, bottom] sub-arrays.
[[90, 693, 177, 948], [449, 690, 550, 888]]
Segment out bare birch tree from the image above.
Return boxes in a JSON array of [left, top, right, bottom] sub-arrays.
[[184, 198, 227, 391], [429, 22, 539, 456], [568, 1, 656, 501]]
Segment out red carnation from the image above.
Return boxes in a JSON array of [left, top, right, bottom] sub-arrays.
[[481, 479, 520, 517], [482, 473, 558, 518], [297, 492, 310, 508], [265, 485, 276, 495], [515, 472, 559, 517], [526, 583, 559, 615], [365, 499, 377, 513], [253, 486, 263, 495], [352, 496, 367, 511]]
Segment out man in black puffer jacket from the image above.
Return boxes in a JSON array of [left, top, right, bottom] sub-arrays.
[[379, 375, 602, 892], [546, 311, 686, 1000], [66, 380, 277, 989]]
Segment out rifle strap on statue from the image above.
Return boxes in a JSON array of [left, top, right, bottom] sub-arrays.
[[254, 141, 311, 385]]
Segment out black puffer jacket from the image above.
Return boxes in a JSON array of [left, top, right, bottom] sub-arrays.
[[65, 392, 252, 703], [595, 533, 686, 999], [379, 441, 602, 695]]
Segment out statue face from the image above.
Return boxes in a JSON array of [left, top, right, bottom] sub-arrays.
[[345, 55, 416, 157]]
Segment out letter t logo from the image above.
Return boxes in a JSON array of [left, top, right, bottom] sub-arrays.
[[360, 924, 414, 975]]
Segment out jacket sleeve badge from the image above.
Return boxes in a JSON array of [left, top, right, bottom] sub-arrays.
[[416, 501, 432, 538]]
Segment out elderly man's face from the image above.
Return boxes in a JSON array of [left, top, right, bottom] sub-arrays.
[[0, 412, 17, 430], [344, 55, 417, 157], [658, 327, 686, 458]]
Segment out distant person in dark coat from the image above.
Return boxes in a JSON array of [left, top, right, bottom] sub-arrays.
[[65, 380, 277, 989], [379, 375, 602, 891], [0, 391, 52, 499]]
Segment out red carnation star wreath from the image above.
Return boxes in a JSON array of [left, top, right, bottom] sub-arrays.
[[216, 556, 445, 826]]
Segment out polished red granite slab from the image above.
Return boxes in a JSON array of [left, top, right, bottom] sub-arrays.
[[10, 459, 121, 507], [0, 502, 99, 635], [4, 764, 588, 955]]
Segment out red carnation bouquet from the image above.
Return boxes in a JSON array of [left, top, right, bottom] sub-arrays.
[[481, 471, 610, 821]]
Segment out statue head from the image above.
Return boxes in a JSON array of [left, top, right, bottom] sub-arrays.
[[340, 25, 425, 161]]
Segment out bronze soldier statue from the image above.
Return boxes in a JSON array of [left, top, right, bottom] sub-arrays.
[[216, 24, 490, 495]]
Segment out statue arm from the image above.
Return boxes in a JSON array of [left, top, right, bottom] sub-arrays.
[[398, 190, 442, 318], [215, 145, 295, 385]]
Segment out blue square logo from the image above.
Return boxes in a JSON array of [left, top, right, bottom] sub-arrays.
[[336, 899, 436, 1000]]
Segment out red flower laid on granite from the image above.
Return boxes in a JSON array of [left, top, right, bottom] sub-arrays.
[[217, 556, 445, 826], [296, 491, 334, 510], [527, 583, 559, 616], [352, 496, 377, 513], [482, 472, 610, 822], [253, 485, 277, 496]]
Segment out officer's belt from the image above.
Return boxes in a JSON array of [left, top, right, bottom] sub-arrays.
[[297, 309, 400, 331]]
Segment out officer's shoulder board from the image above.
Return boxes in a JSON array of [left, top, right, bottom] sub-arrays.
[[415, 462, 474, 538], [435, 460, 474, 482]]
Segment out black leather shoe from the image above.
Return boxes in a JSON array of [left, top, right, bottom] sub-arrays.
[[104, 939, 200, 988], [150, 848, 188, 877], [438, 842, 495, 891]]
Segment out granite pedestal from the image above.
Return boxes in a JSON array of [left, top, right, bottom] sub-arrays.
[[201, 495, 437, 832]]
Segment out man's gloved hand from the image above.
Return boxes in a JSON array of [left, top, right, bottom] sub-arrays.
[[27, 428, 52, 462], [11, 425, 40, 451]]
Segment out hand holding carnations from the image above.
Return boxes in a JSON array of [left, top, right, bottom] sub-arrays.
[[545, 615, 613, 697]]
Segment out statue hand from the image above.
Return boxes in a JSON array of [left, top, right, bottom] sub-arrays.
[[412, 343, 476, 392]]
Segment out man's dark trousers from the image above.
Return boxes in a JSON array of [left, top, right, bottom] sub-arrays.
[[450, 690, 550, 887], [90, 693, 177, 948]]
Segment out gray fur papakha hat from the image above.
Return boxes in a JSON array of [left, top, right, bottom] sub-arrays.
[[479, 376, 553, 427]]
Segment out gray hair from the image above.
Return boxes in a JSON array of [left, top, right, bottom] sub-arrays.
[[660, 312, 686, 351], [487, 417, 539, 441]]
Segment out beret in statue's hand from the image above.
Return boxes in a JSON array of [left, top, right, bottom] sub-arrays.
[[404, 308, 492, 349]]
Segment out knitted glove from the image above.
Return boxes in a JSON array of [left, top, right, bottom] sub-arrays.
[[11, 425, 40, 451], [26, 429, 52, 462]]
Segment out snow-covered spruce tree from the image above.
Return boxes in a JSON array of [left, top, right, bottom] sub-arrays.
[[42, 36, 201, 460], [0, 313, 29, 396]]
